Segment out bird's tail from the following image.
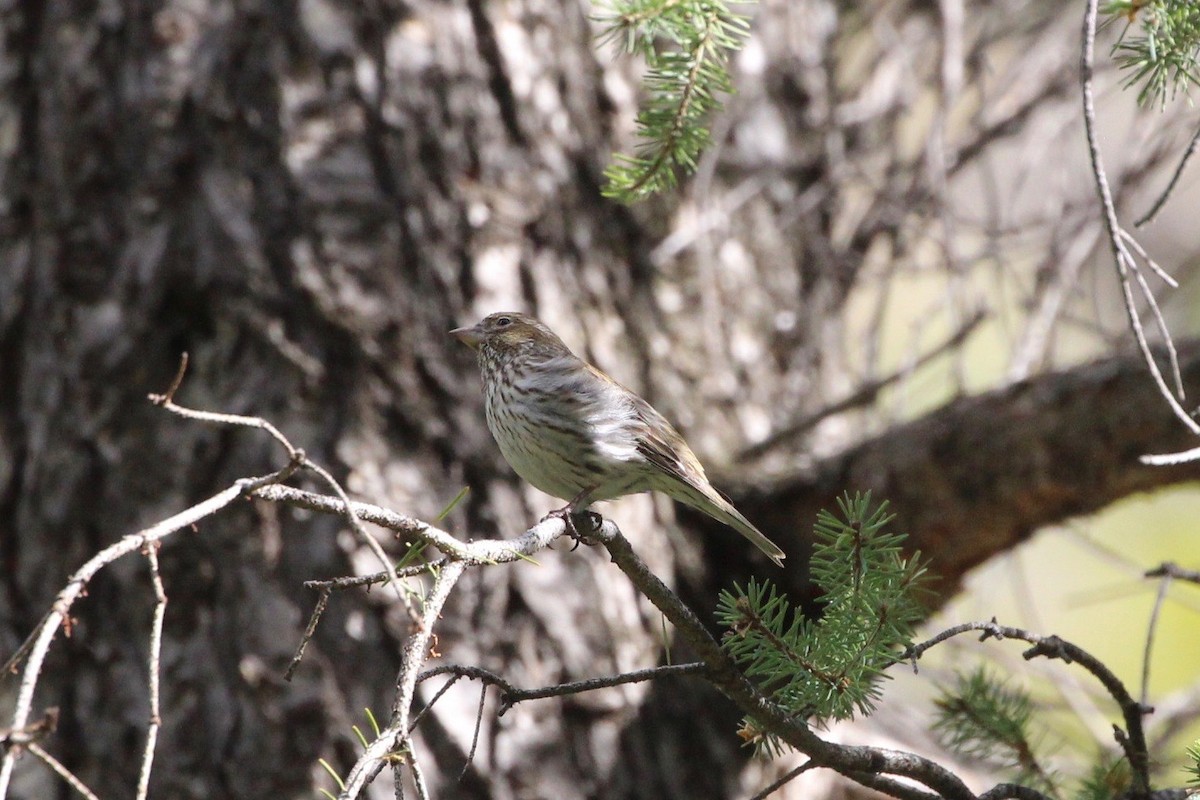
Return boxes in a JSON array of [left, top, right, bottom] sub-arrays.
[[668, 481, 786, 567]]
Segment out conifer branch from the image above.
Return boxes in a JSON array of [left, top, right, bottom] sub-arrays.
[[598, 0, 750, 201], [1103, 0, 1200, 107]]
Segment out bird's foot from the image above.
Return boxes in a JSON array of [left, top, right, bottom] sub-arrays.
[[542, 506, 603, 550]]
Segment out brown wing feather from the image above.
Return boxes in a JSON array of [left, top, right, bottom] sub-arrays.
[[629, 397, 712, 491], [630, 394, 787, 567]]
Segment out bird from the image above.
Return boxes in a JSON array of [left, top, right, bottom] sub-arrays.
[[451, 312, 785, 567]]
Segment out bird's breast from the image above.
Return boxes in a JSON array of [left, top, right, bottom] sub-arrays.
[[482, 364, 649, 502]]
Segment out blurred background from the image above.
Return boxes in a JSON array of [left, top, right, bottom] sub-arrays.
[[0, 0, 1198, 797]]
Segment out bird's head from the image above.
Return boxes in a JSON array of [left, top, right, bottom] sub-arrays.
[[451, 312, 571, 358]]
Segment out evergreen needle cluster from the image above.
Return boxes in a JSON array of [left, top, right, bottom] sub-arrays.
[[1187, 741, 1200, 786], [1076, 757, 1133, 800], [716, 493, 929, 754], [932, 669, 1059, 795], [1104, 0, 1200, 107], [597, 0, 751, 201]]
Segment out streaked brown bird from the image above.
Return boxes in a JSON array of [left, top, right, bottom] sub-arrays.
[[451, 312, 786, 566]]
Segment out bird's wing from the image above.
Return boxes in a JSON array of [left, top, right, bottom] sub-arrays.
[[629, 396, 712, 492]]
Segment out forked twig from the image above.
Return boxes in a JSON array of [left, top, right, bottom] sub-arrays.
[[150, 354, 416, 652], [0, 480, 269, 798], [1080, 0, 1200, 467], [337, 560, 468, 799]]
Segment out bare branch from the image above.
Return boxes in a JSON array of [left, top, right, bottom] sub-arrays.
[[150, 364, 412, 625], [136, 543, 168, 800], [1145, 562, 1200, 584], [461, 681, 487, 780], [301, 457, 418, 623], [254, 485, 566, 564], [0, 707, 58, 751], [26, 743, 101, 800], [977, 783, 1056, 800], [902, 619, 1151, 794], [589, 520, 979, 800], [150, 352, 189, 406], [1135, 122, 1200, 227], [285, 585, 331, 682], [338, 560, 468, 799], [1080, 0, 1200, 441], [1140, 444, 1200, 466], [1141, 572, 1172, 707], [0, 479, 266, 798], [416, 661, 710, 715], [305, 562, 446, 593], [747, 760, 817, 800], [409, 755, 430, 800], [738, 309, 987, 462]]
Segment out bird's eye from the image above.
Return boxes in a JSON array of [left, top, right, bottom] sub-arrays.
[[495, 316, 512, 327]]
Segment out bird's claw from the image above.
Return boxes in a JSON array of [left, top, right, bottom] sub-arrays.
[[543, 507, 602, 549]]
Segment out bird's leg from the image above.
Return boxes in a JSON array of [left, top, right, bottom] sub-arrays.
[[542, 487, 602, 549]]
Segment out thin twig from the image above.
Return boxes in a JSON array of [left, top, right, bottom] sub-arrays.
[[1, 618, 48, 684], [1135, 122, 1200, 227], [1145, 562, 1200, 584], [285, 586, 331, 682], [415, 661, 710, 715], [460, 681, 487, 781], [1140, 573, 1172, 707], [1119, 228, 1179, 288], [304, 561, 445, 593], [337, 560, 468, 800], [27, 743, 101, 800], [0, 707, 58, 752], [153, 351, 189, 405], [150, 355, 412, 630], [0, 479, 265, 799], [407, 674, 465, 733], [746, 759, 816, 800], [739, 309, 986, 461], [1080, 0, 1200, 446], [902, 618, 1152, 794], [136, 543, 168, 800], [302, 458, 417, 623], [408, 751, 429, 800], [1128, 252, 1184, 399], [1140, 444, 1200, 466]]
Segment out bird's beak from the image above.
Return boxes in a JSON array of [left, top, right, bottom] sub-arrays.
[[450, 323, 484, 350]]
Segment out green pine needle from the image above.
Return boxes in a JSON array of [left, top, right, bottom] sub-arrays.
[[716, 492, 930, 753], [932, 669, 1058, 796], [318, 758, 346, 792], [1075, 755, 1131, 800], [1186, 740, 1200, 785], [363, 707, 382, 737], [1104, 0, 1200, 107], [597, 0, 753, 201]]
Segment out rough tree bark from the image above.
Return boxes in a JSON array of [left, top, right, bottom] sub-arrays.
[[0, 0, 1196, 798]]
